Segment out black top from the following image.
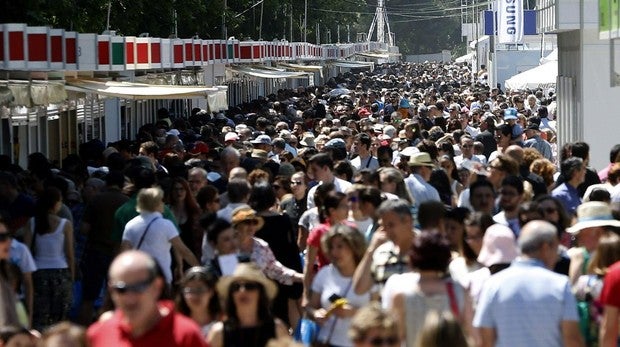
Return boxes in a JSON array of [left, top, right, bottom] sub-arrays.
[[223, 319, 276, 347]]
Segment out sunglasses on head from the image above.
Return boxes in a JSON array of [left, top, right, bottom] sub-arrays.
[[0, 232, 11, 242], [182, 287, 209, 295], [109, 275, 155, 295], [231, 281, 261, 292]]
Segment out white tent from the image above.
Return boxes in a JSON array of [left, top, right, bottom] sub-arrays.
[[455, 52, 475, 64], [504, 61, 558, 90]]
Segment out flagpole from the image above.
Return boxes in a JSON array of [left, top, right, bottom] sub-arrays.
[[493, 0, 498, 89]]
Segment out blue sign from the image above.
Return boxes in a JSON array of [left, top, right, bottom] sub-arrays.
[[484, 10, 537, 36]]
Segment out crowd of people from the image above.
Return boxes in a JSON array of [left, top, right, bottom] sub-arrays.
[[0, 61, 618, 347]]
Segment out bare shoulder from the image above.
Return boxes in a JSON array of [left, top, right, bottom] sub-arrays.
[[274, 318, 290, 338]]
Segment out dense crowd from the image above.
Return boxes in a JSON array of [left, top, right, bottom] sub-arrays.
[[0, 61, 618, 347]]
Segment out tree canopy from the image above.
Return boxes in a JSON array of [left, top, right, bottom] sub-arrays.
[[0, 0, 465, 55]]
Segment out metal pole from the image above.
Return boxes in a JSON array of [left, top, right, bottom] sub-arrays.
[[106, 1, 112, 32], [222, 0, 227, 39], [304, 0, 308, 42], [259, 0, 264, 40]]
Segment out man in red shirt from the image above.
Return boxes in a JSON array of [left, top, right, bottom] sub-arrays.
[[600, 260, 620, 347], [87, 250, 208, 347]]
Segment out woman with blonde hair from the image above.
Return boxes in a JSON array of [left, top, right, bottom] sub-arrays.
[[349, 303, 399, 347], [415, 310, 470, 347], [308, 224, 372, 347], [573, 232, 620, 345], [120, 187, 199, 285]]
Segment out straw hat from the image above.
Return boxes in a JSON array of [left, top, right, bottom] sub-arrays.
[[216, 262, 278, 300], [300, 133, 316, 147], [408, 152, 435, 167], [566, 202, 620, 235], [231, 206, 265, 230], [477, 224, 518, 267]]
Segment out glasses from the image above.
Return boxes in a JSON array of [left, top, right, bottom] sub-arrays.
[[291, 181, 303, 186], [231, 281, 261, 292], [109, 275, 155, 295], [273, 185, 282, 190], [368, 336, 399, 346], [0, 232, 11, 242], [240, 219, 259, 226], [183, 287, 209, 295]]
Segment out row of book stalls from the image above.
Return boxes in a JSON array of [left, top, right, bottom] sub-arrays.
[[0, 23, 396, 168]]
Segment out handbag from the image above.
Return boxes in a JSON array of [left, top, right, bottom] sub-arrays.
[[293, 315, 320, 347]]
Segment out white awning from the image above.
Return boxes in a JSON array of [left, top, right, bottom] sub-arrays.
[[355, 51, 400, 59], [65, 79, 219, 100], [228, 66, 309, 79], [329, 60, 374, 69], [278, 63, 324, 78]]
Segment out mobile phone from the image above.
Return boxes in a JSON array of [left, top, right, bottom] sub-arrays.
[[328, 294, 342, 303]]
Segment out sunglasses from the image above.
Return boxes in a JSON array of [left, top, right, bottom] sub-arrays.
[[182, 287, 209, 295], [0, 232, 11, 242], [273, 185, 282, 190], [240, 219, 259, 226], [109, 275, 155, 295], [231, 281, 261, 292], [368, 336, 399, 346], [290, 181, 303, 186]]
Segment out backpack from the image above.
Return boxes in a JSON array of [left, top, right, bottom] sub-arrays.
[[574, 273, 604, 346]]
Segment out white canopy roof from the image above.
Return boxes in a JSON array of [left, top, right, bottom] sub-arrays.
[[329, 60, 374, 69], [65, 79, 219, 100], [455, 52, 475, 64], [505, 61, 558, 90], [228, 65, 309, 79]]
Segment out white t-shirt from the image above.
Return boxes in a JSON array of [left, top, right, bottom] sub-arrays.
[[122, 212, 179, 283], [10, 239, 37, 273], [307, 178, 352, 209], [381, 272, 420, 309], [311, 264, 373, 347], [350, 155, 379, 171], [298, 207, 320, 232]]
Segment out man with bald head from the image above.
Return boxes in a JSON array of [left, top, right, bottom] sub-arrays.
[[505, 145, 547, 197], [474, 221, 583, 347], [87, 251, 207, 346]]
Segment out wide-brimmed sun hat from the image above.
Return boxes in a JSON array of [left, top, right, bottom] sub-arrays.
[[216, 262, 278, 300], [477, 224, 519, 267], [567, 201, 620, 235], [408, 152, 435, 167], [231, 206, 265, 230]]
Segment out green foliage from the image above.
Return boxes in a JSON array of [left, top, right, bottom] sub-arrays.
[[0, 0, 463, 55]]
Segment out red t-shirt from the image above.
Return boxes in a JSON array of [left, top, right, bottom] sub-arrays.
[[307, 223, 331, 270], [600, 261, 620, 308], [87, 301, 208, 347]]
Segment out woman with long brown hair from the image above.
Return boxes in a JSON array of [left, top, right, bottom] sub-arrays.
[[167, 177, 203, 259]]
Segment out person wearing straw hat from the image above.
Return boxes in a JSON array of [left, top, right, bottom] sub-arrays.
[[231, 207, 304, 286], [207, 262, 289, 347], [566, 201, 620, 285], [404, 152, 441, 209]]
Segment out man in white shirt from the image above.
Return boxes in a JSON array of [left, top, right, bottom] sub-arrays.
[[454, 135, 487, 168], [307, 153, 352, 209], [404, 152, 441, 209], [350, 133, 379, 171]]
